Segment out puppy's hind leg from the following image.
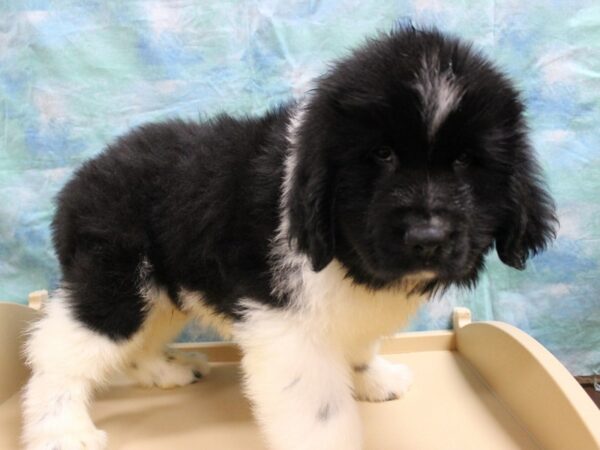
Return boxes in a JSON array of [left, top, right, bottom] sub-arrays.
[[235, 303, 362, 450], [124, 289, 209, 389], [22, 244, 176, 450], [22, 292, 140, 450]]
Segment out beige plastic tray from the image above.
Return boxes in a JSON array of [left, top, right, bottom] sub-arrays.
[[1, 302, 599, 450]]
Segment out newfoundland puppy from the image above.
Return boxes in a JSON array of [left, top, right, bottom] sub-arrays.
[[23, 26, 556, 450]]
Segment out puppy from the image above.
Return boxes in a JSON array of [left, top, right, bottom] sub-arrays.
[[22, 26, 556, 450]]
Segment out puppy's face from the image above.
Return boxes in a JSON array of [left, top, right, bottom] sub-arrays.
[[288, 28, 557, 291]]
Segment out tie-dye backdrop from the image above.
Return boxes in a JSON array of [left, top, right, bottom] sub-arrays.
[[1, 1, 599, 376]]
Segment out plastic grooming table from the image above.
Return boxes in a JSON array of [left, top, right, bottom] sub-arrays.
[[1, 301, 599, 450]]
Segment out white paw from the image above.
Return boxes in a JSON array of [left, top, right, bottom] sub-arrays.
[[127, 350, 210, 389], [352, 357, 413, 402], [25, 427, 107, 450]]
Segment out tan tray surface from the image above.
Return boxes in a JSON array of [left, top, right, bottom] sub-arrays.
[[1, 303, 599, 450]]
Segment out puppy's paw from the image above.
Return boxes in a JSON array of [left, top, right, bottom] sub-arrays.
[[24, 427, 107, 450], [352, 357, 413, 402], [128, 350, 210, 389]]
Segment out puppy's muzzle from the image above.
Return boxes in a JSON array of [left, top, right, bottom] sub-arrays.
[[392, 213, 453, 265], [398, 215, 453, 262]]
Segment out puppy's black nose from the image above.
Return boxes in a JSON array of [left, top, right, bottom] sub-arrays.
[[404, 218, 451, 260]]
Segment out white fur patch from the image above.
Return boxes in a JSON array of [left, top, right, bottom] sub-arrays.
[[22, 292, 136, 450], [269, 102, 311, 303], [234, 301, 362, 450], [413, 53, 464, 142], [276, 258, 428, 349]]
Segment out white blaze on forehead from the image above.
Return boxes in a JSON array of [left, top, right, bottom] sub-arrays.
[[413, 53, 464, 142]]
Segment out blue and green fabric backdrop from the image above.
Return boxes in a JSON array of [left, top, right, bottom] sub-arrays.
[[1, 1, 599, 376]]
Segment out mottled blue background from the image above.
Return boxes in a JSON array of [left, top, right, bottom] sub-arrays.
[[1, 1, 599, 375]]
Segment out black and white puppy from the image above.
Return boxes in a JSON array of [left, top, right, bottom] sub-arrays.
[[23, 27, 556, 450]]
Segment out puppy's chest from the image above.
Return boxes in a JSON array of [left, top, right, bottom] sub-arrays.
[[331, 286, 425, 343], [300, 261, 427, 341]]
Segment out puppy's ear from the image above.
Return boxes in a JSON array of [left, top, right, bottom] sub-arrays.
[[495, 154, 558, 269], [286, 117, 335, 272]]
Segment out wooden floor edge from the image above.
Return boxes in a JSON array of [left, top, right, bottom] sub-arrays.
[[170, 330, 457, 362]]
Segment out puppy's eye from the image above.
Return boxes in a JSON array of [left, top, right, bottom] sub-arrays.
[[374, 146, 394, 162], [454, 152, 472, 166]]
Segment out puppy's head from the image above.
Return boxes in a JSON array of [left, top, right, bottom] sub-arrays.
[[287, 27, 557, 292]]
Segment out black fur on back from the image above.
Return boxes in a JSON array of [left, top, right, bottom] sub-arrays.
[[52, 107, 293, 338]]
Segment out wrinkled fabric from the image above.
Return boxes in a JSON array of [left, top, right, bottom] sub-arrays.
[[0, 1, 598, 375]]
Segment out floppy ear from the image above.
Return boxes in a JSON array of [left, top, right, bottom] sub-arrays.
[[286, 117, 335, 272], [495, 155, 558, 269]]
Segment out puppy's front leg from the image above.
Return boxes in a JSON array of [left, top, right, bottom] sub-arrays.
[[349, 340, 413, 402], [235, 307, 362, 450]]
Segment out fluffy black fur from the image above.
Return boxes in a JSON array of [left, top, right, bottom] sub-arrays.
[[51, 27, 557, 340]]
